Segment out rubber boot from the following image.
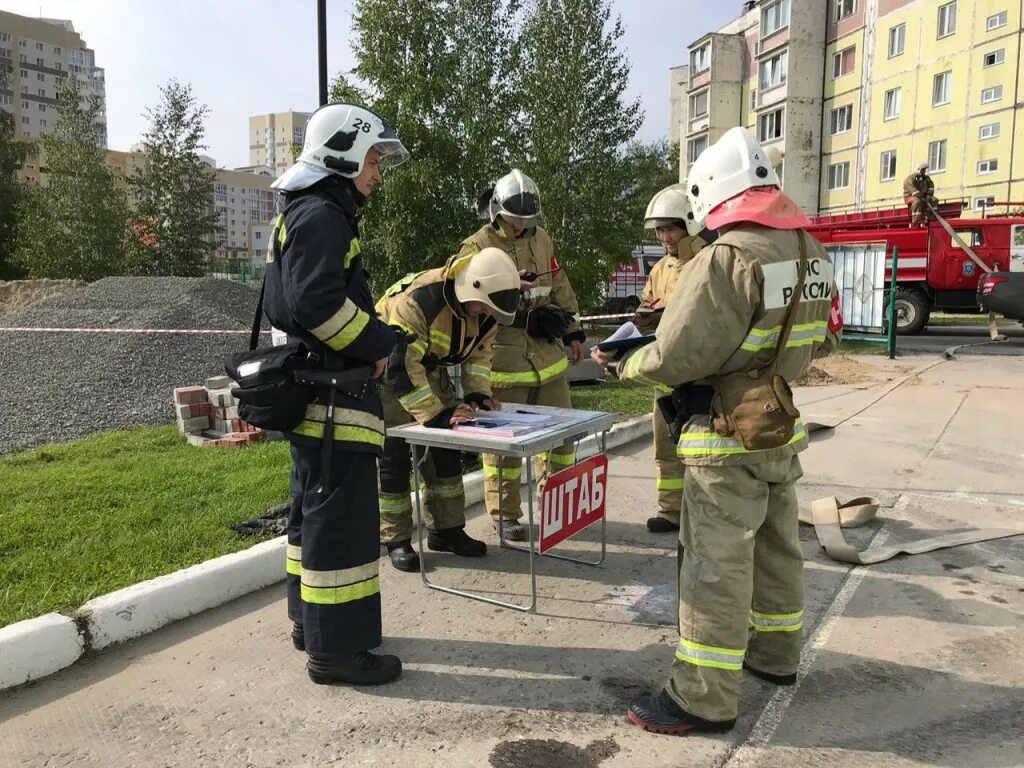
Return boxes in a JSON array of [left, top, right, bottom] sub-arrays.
[[387, 540, 420, 572], [307, 651, 402, 686], [291, 621, 304, 651], [743, 661, 797, 686], [646, 516, 680, 533], [427, 525, 487, 557], [627, 690, 736, 736]]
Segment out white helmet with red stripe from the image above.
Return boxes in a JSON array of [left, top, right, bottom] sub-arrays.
[[685, 127, 809, 231]]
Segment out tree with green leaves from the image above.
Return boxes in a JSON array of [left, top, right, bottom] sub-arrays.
[[131, 79, 219, 276], [14, 76, 130, 280], [511, 0, 643, 308], [622, 138, 681, 241], [0, 60, 35, 279]]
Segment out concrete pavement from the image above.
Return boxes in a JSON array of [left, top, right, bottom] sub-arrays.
[[1, 356, 1022, 768]]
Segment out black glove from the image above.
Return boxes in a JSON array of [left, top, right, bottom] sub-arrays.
[[526, 305, 573, 342], [463, 392, 494, 411], [563, 329, 586, 346], [425, 407, 458, 429]]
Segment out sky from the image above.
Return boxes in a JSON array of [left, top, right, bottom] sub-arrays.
[[1, 0, 739, 168]]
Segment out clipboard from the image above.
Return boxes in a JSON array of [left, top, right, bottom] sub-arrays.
[[595, 334, 657, 352]]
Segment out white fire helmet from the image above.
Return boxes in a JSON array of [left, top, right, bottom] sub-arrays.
[[489, 169, 542, 226], [644, 183, 700, 235], [685, 127, 780, 231], [451, 247, 522, 325], [272, 103, 409, 192]]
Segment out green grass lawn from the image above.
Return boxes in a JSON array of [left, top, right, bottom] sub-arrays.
[[0, 426, 291, 628], [569, 379, 652, 417]]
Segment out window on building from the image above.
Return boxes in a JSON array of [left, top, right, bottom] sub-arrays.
[[827, 161, 851, 190], [54, 46, 61, 55], [829, 104, 853, 135], [691, 43, 711, 74], [979, 122, 1001, 140], [39, 119, 46, 128], [37, 88, 45, 97], [19, 53, 26, 62], [932, 71, 952, 106], [22, 131, 30, 138], [37, 73, 44, 81], [690, 90, 709, 118], [888, 23, 906, 57], [21, 101, 28, 109], [880, 150, 898, 181], [750, 89, 758, 110], [256, 231, 262, 240], [36, 57, 43, 66], [0, 94, 9, 105], [38, 103, 45, 111], [0, 33, 9, 42], [883, 87, 901, 120], [982, 85, 1003, 104], [0, 48, 9, 58], [758, 108, 785, 142], [928, 139, 948, 172], [688, 135, 708, 164], [937, 1, 957, 38], [832, 46, 855, 78], [761, 0, 790, 36], [977, 159, 998, 174], [984, 49, 1005, 67], [19, 39, 26, 47], [20, 68, 27, 78], [759, 50, 788, 90], [20, 84, 27, 93], [35, 42, 43, 51], [986, 11, 1007, 31], [21, 116, 29, 124], [974, 196, 996, 211], [834, 0, 855, 22]]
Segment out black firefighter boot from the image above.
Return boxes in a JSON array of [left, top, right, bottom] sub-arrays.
[[307, 651, 402, 686], [627, 690, 736, 736], [387, 540, 421, 572], [291, 621, 304, 651], [427, 525, 487, 557], [646, 516, 680, 533]]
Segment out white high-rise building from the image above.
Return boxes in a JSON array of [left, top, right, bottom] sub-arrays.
[[248, 111, 312, 177]]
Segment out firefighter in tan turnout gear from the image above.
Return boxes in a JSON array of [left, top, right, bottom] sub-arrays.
[[593, 127, 843, 735], [457, 169, 585, 542], [635, 184, 715, 534], [376, 248, 522, 572]]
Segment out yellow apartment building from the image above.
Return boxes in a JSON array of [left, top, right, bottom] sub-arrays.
[[674, 0, 1024, 215]]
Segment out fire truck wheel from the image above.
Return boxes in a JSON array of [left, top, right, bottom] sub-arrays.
[[890, 286, 931, 335]]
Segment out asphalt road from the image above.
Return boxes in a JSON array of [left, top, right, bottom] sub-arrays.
[[895, 323, 1024, 356]]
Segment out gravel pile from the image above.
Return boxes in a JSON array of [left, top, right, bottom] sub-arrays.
[[0, 277, 266, 454]]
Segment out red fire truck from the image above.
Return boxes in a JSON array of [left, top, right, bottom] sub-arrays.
[[806, 202, 1024, 334]]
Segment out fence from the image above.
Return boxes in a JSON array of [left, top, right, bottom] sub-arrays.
[[207, 259, 264, 285], [826, 242, 898, 359]]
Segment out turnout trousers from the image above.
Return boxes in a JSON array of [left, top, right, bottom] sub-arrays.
[[286, 439, 382, 656], [652, 397, 685, 526], [483, 376, 574, 522], [668, 456, 805, 722], [379, 371, 467, 543]]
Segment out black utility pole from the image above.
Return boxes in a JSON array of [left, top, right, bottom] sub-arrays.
[[317, 0, 328, 105]]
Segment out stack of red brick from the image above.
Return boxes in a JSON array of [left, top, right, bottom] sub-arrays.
[[173, 375, 266, 447]]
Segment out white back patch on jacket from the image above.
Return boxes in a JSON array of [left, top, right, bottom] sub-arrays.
[[762, 258, 835, 310]]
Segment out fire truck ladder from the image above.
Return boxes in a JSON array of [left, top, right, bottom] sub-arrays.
[[925, 200, 1003, 341]]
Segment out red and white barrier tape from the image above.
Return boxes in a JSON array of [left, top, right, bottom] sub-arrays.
[[0, 326, 271, 335], [577, 312, 635, 323]]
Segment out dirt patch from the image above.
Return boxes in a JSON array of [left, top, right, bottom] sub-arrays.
[[794, 355, 882, 387], [0, 279, 87, 319]]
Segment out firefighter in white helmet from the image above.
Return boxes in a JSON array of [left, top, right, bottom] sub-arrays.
[[375, 248, 523, 572], [636, 183, 716, 534], [457, 169, 585, 542], [263, 102, 409, 686], [593, 127, 842, 735]]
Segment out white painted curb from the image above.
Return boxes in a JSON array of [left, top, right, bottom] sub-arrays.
[[0, 612, 84, 690], [0, 414, 653, 690], [77, 537, 286, 651]]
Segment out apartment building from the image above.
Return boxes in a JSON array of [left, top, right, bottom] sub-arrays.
[[248, 111, 311, 176], [679, 0, 828, 214], [822, 0, 1024, 213], [213, 166, 277, 265], [0, 10, 106, 146], [677, 0, 1024, 215]]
